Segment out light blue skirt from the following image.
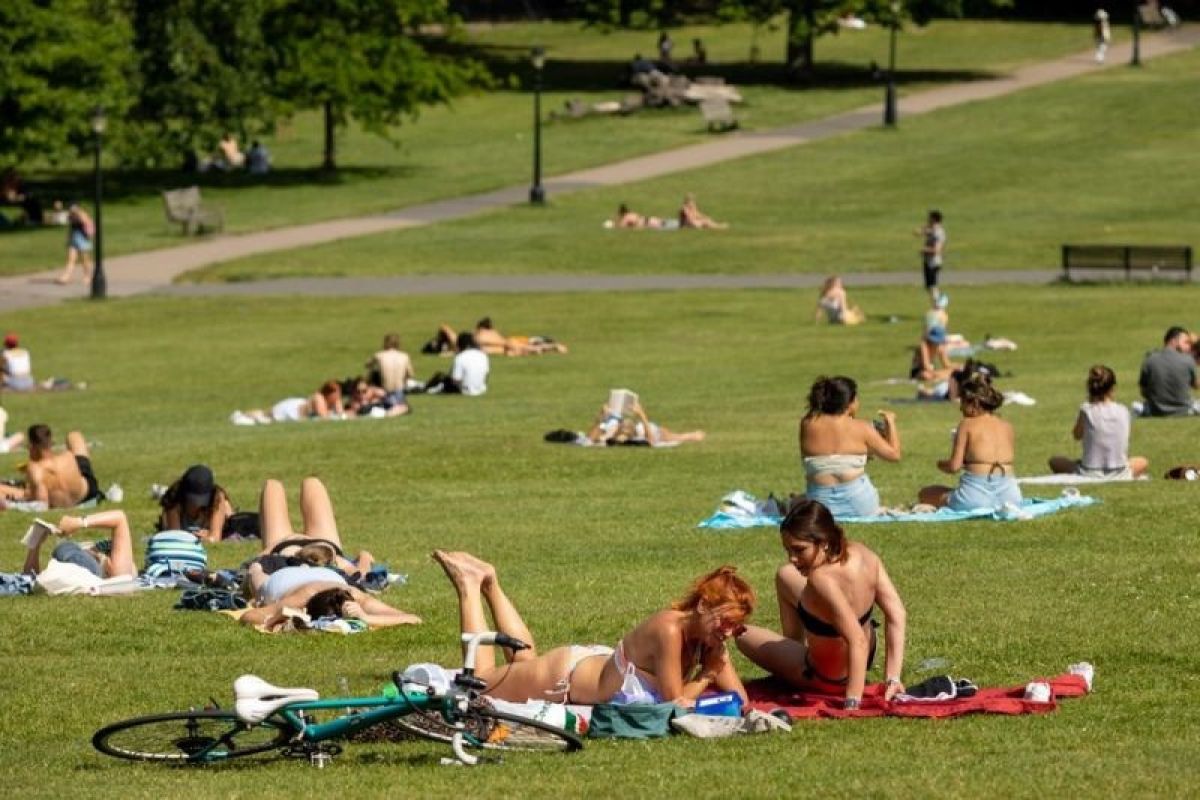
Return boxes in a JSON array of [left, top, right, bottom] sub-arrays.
[[805, 474, 881, 519]]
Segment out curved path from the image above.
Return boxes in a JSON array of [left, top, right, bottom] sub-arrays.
[[1, 27, 1195, 312]]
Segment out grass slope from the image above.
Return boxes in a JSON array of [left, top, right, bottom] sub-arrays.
[[192, 45, 1200, 282], [0, 21, 1093, 276], [0, 283, 1197, 797]]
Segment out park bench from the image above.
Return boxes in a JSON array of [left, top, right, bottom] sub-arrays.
[[1061, 244, 1192, 281], [700, 98, 738, 133], [162, 186, 224, 236]]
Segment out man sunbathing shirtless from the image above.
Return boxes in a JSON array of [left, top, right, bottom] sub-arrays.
[[0, 424, 103, 510]]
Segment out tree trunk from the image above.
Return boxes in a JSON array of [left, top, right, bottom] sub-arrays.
[[785, 1, 816, 80], [322, 100, 336, 171], [618, 0, 632, 27]]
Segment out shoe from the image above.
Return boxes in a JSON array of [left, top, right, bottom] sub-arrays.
[[230, 411, 256, 426], [1068, 661, 1095, 692]]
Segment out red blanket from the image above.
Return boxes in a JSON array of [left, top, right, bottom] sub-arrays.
[[746, 673, 1089, 719]]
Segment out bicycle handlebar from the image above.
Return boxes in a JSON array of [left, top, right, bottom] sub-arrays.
[[460, 631, 529, 673]]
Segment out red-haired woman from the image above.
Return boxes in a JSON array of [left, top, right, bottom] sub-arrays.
[[736, 500, 907, 710], [433, 550, 755, 706]]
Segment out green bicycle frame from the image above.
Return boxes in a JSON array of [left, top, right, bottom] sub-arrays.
[[276, 687, 448, 743]]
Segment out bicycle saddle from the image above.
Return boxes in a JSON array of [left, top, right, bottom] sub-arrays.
[[234, 675, 319, 724]]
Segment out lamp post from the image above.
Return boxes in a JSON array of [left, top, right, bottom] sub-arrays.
[[1130, 5, 1142, 67], [529, 46, 546, 205], [90, 106, 107, 300], [883, 2, 900, 126]]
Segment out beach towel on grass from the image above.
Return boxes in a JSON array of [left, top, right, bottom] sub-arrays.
[[3, 497, 101, 513], [698, 492, 1098, 529], [745, 672, 1089, 720], [1018, 474, 1148, 485]]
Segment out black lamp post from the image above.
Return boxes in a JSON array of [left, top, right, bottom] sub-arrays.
[[90, 106, 107, 300], [883, 2, 900, 126], [1130, 5, 1142, 67], [529, 46, 546, 205]]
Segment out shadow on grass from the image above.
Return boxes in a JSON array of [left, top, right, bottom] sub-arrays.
[[17, 165, 422, 206]]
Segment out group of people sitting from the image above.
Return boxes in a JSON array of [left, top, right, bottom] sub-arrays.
[[607, 193, 728, 230]]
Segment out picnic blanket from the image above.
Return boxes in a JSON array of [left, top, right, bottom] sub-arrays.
[[1018, 473, 1148, 485], [698, 490, 1098, 529], [745, 671, 1090, 720], [3, 496, 102, 513]]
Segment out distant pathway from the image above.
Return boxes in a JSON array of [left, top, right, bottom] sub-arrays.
[[1, 27, 1196, 313]]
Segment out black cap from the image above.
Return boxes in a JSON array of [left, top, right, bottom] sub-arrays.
[[180, 465, 215, 508]]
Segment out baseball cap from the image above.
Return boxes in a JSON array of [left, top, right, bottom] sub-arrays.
[[180, 464, 216, 507], [3, 333, 17, 348]]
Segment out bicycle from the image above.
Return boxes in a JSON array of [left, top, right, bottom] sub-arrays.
[[92, 632, 584, 767]]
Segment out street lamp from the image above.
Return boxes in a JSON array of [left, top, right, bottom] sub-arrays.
[[90, 106, 107, 299], [883, 2, 900, 126], [529, 46, 546, 205]]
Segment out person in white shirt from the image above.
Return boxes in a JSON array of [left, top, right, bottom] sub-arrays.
[[427, 333, 490, 396], [2, 333, 35, 392]]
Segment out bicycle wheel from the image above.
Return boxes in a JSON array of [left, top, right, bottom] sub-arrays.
[[93, 710, 292, 764], [393, 707, 582, 753]]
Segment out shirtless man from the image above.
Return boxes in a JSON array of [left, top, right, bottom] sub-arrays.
[[0, 425, 103, 510]]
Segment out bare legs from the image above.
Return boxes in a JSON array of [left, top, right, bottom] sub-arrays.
[[434, 550, 538, 676], [258, 477, 344, 552], [917, 485, 953, 507], [736, 565, 812, 685], [56, 248, 92, 285], [1050, 455, 1148, 477], [656, 426, 706, 444]]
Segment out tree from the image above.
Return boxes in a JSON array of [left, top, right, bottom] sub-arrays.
[[126, 0, 275, 167], [0, 0, 135, 166], [262, 0, 491, 171]]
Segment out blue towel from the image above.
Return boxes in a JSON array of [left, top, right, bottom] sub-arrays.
[[698, 493, 1099, 529]]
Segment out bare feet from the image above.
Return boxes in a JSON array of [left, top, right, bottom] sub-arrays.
[[431, 549, 490, 590], [54, 277, 70, 286]]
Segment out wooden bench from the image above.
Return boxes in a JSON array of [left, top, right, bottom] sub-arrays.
[[699, 98, 738, 133], [1061, 244, 1193, 281], [163, 186, 224, 236]]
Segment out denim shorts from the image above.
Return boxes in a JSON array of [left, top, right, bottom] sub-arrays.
[[805, 474, 881, 519], [947, 472, 1022, 511], [52, 541, 103, 577], [69, 230, 93, 252]]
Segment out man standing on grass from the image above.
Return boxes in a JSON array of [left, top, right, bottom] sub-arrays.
[[1135, 326, 1199, 417], [918, 210, 946, 303]]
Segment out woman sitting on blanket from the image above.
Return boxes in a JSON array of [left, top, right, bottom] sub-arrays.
[[736, 500, 907, 709], [241, 478, 419, 630], [433, 549, 753, 707], [800, 376, 900, 518], [21, 510, 137, 579], [586, 399, 705, 447], [919, 375, 1022, 510], [1049, 365, 1148, 479]]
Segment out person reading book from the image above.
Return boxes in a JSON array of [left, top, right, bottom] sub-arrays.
[[21, 510, 137, 579]]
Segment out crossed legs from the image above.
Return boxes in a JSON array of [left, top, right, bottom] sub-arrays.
[[736, 564, 813, 686]]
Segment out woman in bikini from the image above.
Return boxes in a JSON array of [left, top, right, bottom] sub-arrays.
[[433, 550, 754, 707], [814, 276, 865, 325], [800, 376, 901, 519], [918, 375, 1021, 510], [737, 500, 907, 710]]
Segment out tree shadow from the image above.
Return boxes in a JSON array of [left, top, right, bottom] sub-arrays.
[[18, 166, 421, 205], [454, 41, 999, 93]]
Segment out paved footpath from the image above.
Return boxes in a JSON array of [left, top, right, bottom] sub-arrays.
[[2, 27, 1196, 312]]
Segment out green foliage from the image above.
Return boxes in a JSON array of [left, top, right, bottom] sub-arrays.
[[0, 0, 134, 166], [262, 0, 491, 168], [125, 0, 275, 167]]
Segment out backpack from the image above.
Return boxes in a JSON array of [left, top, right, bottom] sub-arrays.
[[144, 530, 208, 578]]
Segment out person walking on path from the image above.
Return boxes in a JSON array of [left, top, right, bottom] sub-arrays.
[[55, 203, 94, 285], [1093, 10, 1112, 63], [917, 210, 946, 303]]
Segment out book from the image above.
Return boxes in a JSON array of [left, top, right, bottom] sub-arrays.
[[607, 389, 639, 419], [20, 518, 61, 550]]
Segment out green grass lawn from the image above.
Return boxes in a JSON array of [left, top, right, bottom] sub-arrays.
[[0, 20, 1096, 277], [191, 45, 1200, 283], [1, 283, 1198, 797]]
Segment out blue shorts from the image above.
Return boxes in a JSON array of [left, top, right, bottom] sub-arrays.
[[947, 472, 1022, 511], [69, 231, 93, 252], [805, 474, 880, 519]]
